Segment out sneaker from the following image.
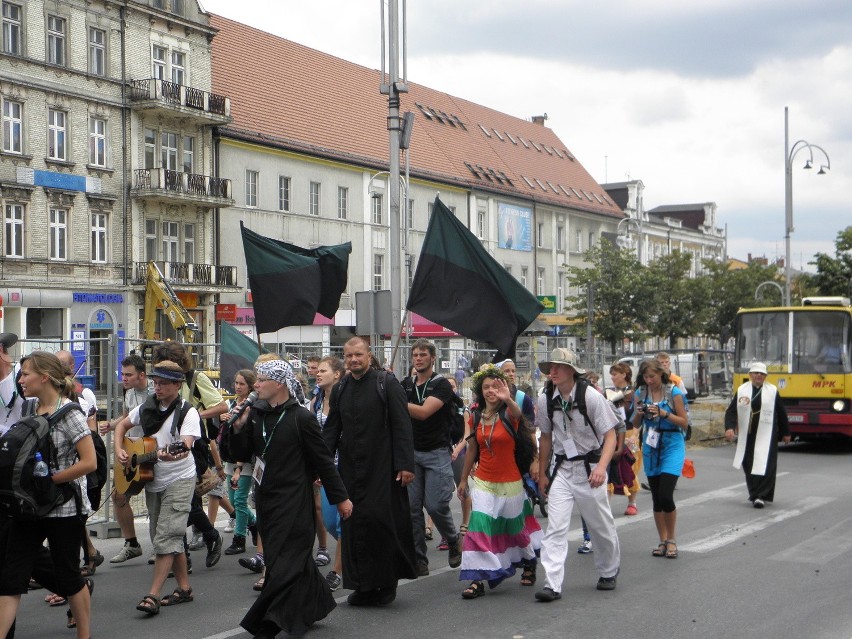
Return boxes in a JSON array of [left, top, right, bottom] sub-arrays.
[[597, 574, 617, 591], [325, 570, 342, 591], [239, 555, 265, 573], [110, 542, 142, 564], [188, 532, 205, 551], [206, 532, 223, 568], [535, 587, 561, 602], [447, 537, 462, 569], [224, 516, 236, 533], [753, 498, 765, 509], [315, 547, 330, 567], [147, 554, 156, 565], [224, 535, 246, 555], [437, 537, 449, 551], [416, 559, 429, 577], [577, 539, 593, 554], [624, 504, 638, 516]]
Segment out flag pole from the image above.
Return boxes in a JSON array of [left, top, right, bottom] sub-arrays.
[[389, 310, 409, 373]]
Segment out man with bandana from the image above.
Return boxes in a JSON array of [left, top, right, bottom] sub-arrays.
[[323, 336, 418, 606], [229, 359, 351, 639]]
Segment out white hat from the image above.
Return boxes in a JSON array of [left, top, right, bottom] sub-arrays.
[[538, 348, 586, 375], [748, 362, 768, 375]]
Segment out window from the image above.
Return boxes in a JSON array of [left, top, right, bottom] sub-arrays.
[[537, 222, 543, 248], [89, 117, 106, 166], [144, 128, 156, 168], [588, 231, 595, 249], [49, 208, 67, 260], [90, 213, 107, 262], [183, 223, 195, 263], [182, 136, 193, 173], [371, 194, 383, 225], [171, 50, 185, 85], [47, 15, 66, 66], [4, 203, 23, 257], [309, 181, 321, 216], [556, 226, 564, 251], [172, 0, 185, 14], [278, 176, 290, 211], [47, 109, 66, 161], [145, 219, 157, 260], [161, 221, 179, 262], [152, 45, 167, 80], [406, 199, 414, 230], [521, 266, 528, 288], [504, 264, 512, 276], [337, 186, 348, 219], [2, 2, 21, 55], [245, 170, 258, 207], [477, 209, 486, 239], [89, 27, 106, 76], [161, 131, 178, 170], [557, 273, 565, 312], [575, 229, 582, 253], [537, 268, 546, 295], [373, 254, 384, 291], [2, 99, 22, 154]]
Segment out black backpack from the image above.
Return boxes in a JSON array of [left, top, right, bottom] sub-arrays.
[[0, 402, 84, 520], [448, 394, 465, 444], [471, 408, 536, 476]]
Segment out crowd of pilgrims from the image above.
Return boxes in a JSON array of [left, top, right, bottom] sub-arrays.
[[0, 334, 789, 638]]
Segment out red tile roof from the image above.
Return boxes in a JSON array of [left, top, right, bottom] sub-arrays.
[[209, 14, 622, 219]]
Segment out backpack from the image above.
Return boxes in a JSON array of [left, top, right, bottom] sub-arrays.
[[87, 431, 108, 493], [448, 394, 465, 444], [544, 378, 625, 441], [0, 402, 84, 520], [471, 408, 536, 476], [635, 384, 692, 441]]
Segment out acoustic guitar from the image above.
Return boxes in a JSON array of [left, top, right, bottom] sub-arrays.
[[114, 437, 189, 496]]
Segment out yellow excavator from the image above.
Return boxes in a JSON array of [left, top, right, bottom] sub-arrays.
[[143, 261, 199, 342]]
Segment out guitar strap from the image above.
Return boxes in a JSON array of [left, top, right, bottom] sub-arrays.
[[168, 399, 190, 442]]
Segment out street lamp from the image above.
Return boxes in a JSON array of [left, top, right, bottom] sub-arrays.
[[616, 217, 643, 264], [784, 106, 830, 306], [754, 280, 784, 303]]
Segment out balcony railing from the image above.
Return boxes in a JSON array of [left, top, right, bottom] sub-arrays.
[[129, 78, 231, 120], [133, 261, 238, 288], [133, 168, 232, 202]]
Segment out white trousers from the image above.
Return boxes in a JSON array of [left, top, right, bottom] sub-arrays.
[[540, 460, 620, 592]]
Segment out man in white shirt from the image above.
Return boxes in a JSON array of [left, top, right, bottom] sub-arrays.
[[115, 361, 200, 615], [0, 333, 29, 436]]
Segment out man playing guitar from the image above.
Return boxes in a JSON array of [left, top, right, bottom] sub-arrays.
[[114, 361, 200, 615]]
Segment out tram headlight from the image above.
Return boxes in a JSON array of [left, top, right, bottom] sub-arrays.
[[832, 400, 846, 412]]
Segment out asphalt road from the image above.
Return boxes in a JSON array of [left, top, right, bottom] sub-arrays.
[[15, 440, 852, 639]]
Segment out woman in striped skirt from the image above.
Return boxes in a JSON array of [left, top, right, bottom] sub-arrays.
[[456, 365, 542, 599]]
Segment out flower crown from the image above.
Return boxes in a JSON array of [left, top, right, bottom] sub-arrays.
[[471, 364, 508, 397]]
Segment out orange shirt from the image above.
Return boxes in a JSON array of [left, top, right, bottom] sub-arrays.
[[473, 412, 522, 483]]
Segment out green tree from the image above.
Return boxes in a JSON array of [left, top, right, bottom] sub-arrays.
[[805, 226, 852, 296], [644, 251, 711, 348], [701, 259, 781, 346], [564, 240, 648, 354]]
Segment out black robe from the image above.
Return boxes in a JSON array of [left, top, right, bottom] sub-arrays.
[[230, 397, 348, 636], [724, 386, 790, 502], [323, 369, 417, 591]]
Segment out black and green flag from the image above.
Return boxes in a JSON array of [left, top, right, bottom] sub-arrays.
[[219, 320, 267, 393], [406, 197, 544, 355], [240, 223, 351, 334]]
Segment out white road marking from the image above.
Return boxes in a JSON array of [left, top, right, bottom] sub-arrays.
[[679, 496, 834, 553], [770, 516, 852, 564]]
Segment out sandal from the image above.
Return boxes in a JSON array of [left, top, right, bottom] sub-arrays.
[[461, 580, 485, 599], [161, 587, 193, 606], [66, 609, 76, 628], [136, 594, 161, 615], [46, 593, 67, 606], [520, 565, 537, 586], [665, 540, 679, 559], [63, 578, 94, 628], [253, 576, 265, 591], [652, 541, 668, 557], [424, 526, 433, 541], [459, 524, 468, 539], [80, 550, 104, 577]]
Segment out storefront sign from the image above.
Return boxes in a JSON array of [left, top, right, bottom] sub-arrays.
[[73, 292, 124, 304], [215, 303, 237, 322]]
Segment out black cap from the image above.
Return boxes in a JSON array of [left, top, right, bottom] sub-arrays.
[[0, 333, 18, 351]]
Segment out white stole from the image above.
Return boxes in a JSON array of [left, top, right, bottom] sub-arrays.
[[733, 382, 776, 476]]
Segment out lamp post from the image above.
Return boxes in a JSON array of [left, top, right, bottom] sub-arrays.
[[616, 217, 643, 264], [754, 280, 784, 303], [784, 106, 830, 306]]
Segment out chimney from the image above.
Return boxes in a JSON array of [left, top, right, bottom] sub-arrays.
[[531, 113, 548, 126]]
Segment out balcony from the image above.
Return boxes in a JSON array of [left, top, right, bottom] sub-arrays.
[[128, 78, 231, 125], [133, 261, 239, 289], [131, 168, 233, 207]]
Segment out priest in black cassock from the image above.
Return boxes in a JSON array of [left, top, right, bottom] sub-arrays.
[[724, 362, 791, 508], [230, 358, 352, 639], [323, 336, 418, 606]]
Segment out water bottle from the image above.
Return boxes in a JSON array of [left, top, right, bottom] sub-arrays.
[[33, 452, 49, 477]]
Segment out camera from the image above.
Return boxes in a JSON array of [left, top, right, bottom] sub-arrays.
[[640, 402, 658, 413]]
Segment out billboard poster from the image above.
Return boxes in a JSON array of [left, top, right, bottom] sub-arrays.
[[497, 202, 532, 251]]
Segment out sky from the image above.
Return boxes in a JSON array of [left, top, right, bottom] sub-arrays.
[[200, 0, 852, 272]]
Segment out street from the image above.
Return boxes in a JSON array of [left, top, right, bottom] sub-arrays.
[[15, 440, 852, 639]]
